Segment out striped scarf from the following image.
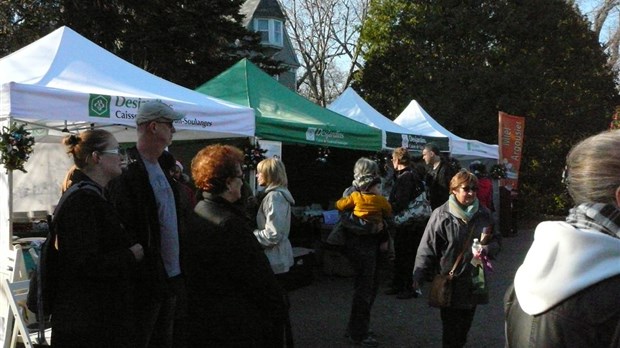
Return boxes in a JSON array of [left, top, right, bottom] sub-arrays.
[[565, 203, 620, 239]]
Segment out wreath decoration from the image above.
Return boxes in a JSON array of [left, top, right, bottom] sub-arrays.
[[243, 143, 267, 170], [489, 163, 507, 179], [316, 147, 330, 163], [0, 122, 35, 173]]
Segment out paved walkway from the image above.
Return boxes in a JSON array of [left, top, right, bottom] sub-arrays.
[[288, 226, 536, 347]]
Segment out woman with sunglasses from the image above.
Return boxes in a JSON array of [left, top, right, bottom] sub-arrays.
[[51, 130, 144, 347], [412, 169, 497, 348]]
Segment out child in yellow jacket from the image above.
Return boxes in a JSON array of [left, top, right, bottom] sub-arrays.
[[336, 177, 392, 225]]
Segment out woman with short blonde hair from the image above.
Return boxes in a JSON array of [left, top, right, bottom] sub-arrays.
[[256, 157, 288, 187], [254, 158, 295, 275]]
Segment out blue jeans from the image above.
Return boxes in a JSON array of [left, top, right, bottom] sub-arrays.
[[344, 233, 382, 341]]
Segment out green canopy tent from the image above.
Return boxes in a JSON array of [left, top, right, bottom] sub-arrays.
[[196, 59, 382, 152]]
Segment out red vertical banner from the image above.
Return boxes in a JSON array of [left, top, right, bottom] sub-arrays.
[[498, 111, 525, 189]]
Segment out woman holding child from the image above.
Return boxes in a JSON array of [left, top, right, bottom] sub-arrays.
[[335, 157, 391, 347]]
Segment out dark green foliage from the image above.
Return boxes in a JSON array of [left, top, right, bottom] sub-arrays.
[[356, 0, 619, 215], [0, 0, 285, 89]]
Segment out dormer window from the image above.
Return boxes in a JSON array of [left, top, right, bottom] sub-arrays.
[[254, 18, 283, 47]]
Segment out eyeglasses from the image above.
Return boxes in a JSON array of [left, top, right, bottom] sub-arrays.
[[460, 185, 478, 192], [99, 148, 120, 156]]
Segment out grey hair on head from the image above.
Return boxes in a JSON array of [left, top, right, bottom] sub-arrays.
[[565, 129, 620, 205]]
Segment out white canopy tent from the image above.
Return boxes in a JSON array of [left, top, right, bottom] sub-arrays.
[[328, 87, 449, 152], [394, 100, 499, 162], [0, 26, 256, 252]]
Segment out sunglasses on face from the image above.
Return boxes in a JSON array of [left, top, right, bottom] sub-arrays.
[[460, 185, 478, 192]]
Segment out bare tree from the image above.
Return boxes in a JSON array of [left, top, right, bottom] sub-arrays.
[[574, 0, 620, 76], [280, 0, 369, 106]]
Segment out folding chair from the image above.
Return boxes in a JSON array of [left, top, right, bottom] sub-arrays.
[[2, 279, 52, 348]]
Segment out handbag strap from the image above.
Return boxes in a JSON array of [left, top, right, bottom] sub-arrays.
[[447, 225, 476, 278]]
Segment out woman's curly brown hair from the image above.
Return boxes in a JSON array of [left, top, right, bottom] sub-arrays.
[[192, 144, 243, 195]]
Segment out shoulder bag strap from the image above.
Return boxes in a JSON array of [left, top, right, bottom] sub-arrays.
[[447, 225, 476, 278]]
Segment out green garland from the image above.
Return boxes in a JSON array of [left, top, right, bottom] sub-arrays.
[[0, 122, 35, 173]]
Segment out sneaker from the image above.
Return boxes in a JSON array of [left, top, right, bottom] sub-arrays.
[[350, 336, 379, 347]]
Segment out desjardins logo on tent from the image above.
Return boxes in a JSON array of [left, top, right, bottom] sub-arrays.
[[89, 94, 111, 118], [306, 127, 345, 144]]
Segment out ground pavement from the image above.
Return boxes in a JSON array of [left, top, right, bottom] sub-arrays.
[[288, 223, 539, 347]]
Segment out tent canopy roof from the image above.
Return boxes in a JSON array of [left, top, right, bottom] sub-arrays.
[[196, 59, 382, 152], [394, 100, 499, 160], [328, 87, 449, 152], [0, 26, 255, 142]]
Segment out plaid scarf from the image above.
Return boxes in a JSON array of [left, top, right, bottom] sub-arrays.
[[565, 203, 620, 239]]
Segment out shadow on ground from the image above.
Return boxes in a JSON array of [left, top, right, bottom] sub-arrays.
[[288, 224, 540, 347]]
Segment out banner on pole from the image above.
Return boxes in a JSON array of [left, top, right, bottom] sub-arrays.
[[498, 112, 525, 190]]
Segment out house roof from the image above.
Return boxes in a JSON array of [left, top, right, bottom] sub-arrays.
[[241, 0, 284, 27]]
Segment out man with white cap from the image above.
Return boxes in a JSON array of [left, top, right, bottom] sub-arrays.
[[108, 100, 186, 348]]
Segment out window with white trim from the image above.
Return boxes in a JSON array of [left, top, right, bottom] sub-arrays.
[[253, 18, 284, 47]]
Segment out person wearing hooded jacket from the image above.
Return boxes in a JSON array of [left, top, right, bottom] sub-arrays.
[[505, 129, 620, 347], [253, 157, 296, 347], [254, 158, 296, 276]]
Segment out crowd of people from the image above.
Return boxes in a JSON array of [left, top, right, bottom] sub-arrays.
[[38, 98, 620, 347]]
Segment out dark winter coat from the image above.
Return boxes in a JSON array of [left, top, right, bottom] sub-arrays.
[[388, 167, 424, 215], [185, 193, 287, 346], [51, 170, 137, 347], [412, 201, 495, 309], [426, 160, 454, 209], [505, 275, 620, 347], [107, 147, 183, 301]]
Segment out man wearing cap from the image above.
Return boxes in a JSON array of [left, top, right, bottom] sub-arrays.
[[108, 100, 186, 348]]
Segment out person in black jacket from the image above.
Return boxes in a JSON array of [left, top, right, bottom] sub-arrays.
[[422, 143, 454, 210], [385, 147, 426, 300], [107, 100, 186, 348], [505, 129, 620, 347], [185, 144, 287, 346], [52, 130, 144, 347]]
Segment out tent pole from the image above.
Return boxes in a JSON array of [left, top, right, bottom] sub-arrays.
[[0, 117, 12, 255], [249, 137, 257, 195]]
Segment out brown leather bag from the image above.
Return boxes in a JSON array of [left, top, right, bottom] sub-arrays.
[[428, 272, 454, 308], [428, 226, 474, 308]]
